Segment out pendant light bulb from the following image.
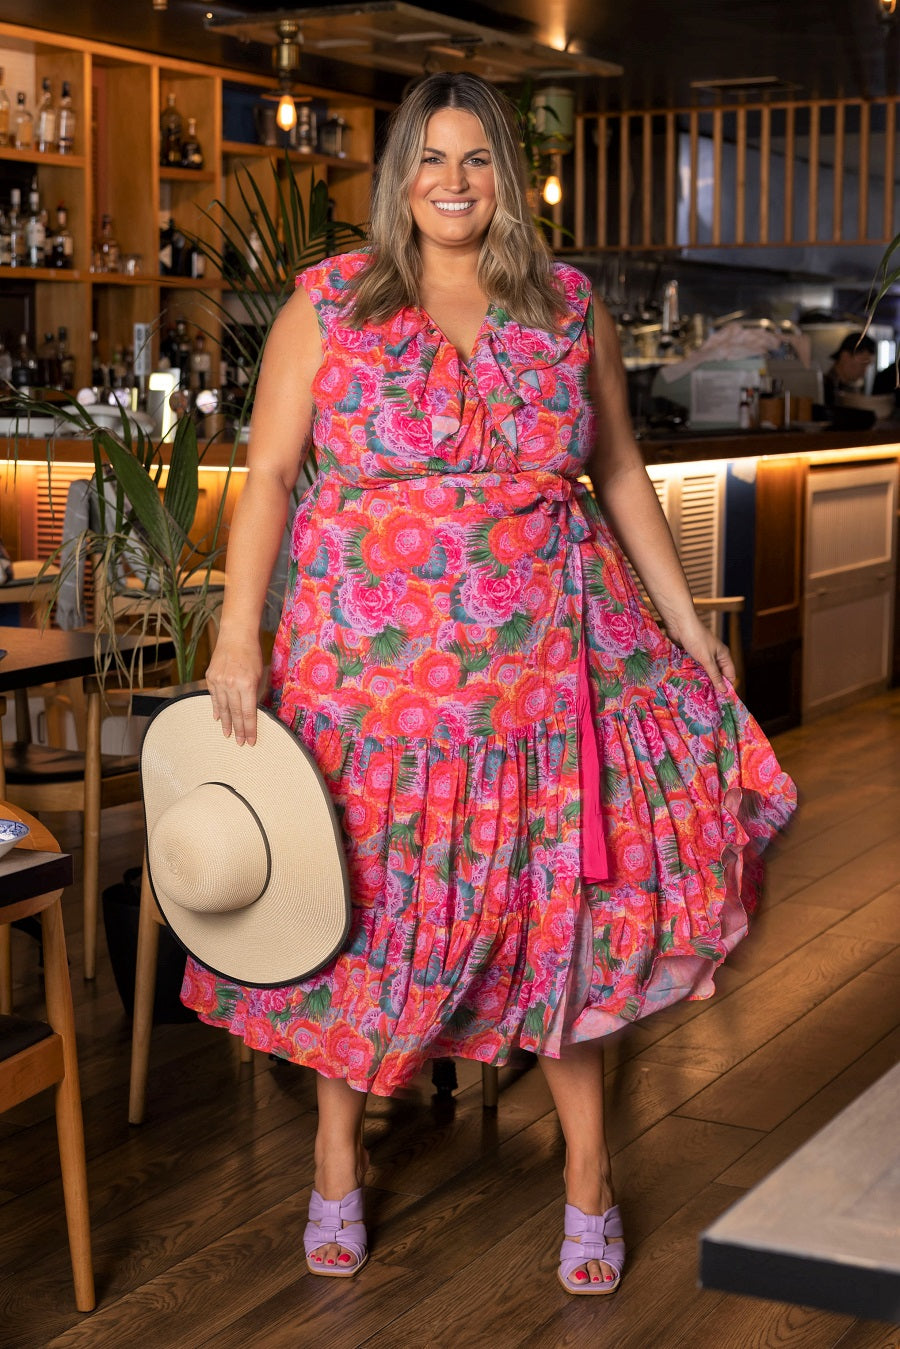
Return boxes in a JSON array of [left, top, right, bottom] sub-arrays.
[[276, 92, 297, 132], [542, 174, 562, 206]]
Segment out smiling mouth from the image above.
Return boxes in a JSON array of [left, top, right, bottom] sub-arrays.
[[431, 200, 476, 213]]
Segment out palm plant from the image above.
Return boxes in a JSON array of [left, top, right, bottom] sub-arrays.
[[2, 160, 364, 684]]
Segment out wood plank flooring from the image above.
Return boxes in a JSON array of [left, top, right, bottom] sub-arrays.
[[3, 691, 900, 1348]]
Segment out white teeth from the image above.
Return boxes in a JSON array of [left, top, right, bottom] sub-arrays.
[[432, 201, 473, 211]]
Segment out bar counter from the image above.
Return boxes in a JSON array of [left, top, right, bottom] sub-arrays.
[[639, 423, 900, 465]]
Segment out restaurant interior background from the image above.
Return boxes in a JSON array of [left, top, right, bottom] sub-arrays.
[[1, 3, 900, 1345]]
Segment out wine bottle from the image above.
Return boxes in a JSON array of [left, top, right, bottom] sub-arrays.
[[57, 81, 75, 154], [37, 77, 56, 153]]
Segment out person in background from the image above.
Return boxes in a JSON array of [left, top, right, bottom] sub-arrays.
[[823, 332, 875, 406]]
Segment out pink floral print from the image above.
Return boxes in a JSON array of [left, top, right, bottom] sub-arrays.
[[181, 251, 796, 1095]]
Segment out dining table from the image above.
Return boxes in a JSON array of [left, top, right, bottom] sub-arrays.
[[0, 626, 175, 982]]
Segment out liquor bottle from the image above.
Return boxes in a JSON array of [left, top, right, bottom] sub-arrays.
[[0, 204, 9, 267], [57, 326, 76, 390], [96, 213, 120, 272], [190, 332, 211, 390], [180, 116, 204, 169], [25, 177, 46, 268], [50, 203, 74, 268], [175, 316, 192, 382], [0, 68, 9, 147], [90, 330, 107, 390], [7, 188, 25, 267], [37, 77, 56, 153], [160, 91, 183, 166], [14, 91, 33, 150], [158, 214, 175, 275], [57, 81, 75, 154], [11, 333, 38, 390], [37, 331, 60, 386]]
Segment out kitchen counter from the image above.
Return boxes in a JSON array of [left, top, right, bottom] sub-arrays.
[[639, 424, 900, 465]]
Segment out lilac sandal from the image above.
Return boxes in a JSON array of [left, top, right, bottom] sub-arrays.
[[558, 1202, 626, 1295], [304, 1187, 368, 1278]]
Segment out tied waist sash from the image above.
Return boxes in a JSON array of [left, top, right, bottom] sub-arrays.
[[312, 467, 612, 886]]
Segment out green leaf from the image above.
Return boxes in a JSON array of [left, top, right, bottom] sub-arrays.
[[162, 411, 199, 539], [369, 623, 407, 663], [495, 610, 531, 653]]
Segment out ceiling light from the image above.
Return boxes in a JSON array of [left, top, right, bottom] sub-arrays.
[[879, 0, 899, 20]]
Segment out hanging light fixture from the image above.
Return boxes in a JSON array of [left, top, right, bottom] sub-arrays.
[[542, 173, 562, 206], [879, 0, 899, 21], [272, 18, 302, 131]]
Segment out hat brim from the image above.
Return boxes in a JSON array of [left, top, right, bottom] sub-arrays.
[[141, 691, 351, 988]]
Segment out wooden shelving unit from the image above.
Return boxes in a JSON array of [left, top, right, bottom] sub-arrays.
[[0, 21, 376, 389]]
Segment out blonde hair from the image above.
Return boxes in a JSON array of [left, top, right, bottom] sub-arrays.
[[348, 72, 567, 331]]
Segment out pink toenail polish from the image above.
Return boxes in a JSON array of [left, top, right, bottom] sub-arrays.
[[575, 1271, 586, 1281], [592, 1275, 601, 1282], [326, 1259, 335, 1265]]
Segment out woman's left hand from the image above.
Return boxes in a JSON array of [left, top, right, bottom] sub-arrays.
[[667, 613, 736, 693]]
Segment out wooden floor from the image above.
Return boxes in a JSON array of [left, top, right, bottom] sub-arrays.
[[3, 691, 900, 1348]]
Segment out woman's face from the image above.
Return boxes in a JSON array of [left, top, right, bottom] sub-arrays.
[[408, 107, 497, 252]]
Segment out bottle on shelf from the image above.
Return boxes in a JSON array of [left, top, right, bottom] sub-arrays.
[[37, 331, 60, 386], [90, 330, 107, 392], [57, 80, 75, 155], [160, 90, 183, 167], [7, 187, 25, 266], [57, 326, 75, 390], [180, 116, 204, 169], [14, 91, 33, 150], [0, 202, 9, 267], [190, 332, 211, 390], [37, 77, 56, 153], [175, 316, 192, 383], [158, 213, 175, 274], [0, 67, 9, 147], [11, 333, 38, 390], [93, 213, 120, 272], [0, 338, 11, 385], [25, 177, 46, 268], [50, 202, 74, 268]]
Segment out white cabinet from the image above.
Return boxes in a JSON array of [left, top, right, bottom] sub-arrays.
[[803, 462, 898, 717]]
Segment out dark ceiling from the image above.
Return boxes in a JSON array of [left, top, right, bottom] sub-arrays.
[[9, 0, 900, 109]]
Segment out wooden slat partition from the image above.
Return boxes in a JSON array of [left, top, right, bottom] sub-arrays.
[[884, 100, 896, 242], [832, 101, 845, 242], [619, 113, 630, 247], [596, 112, 608, 248], [759, 105, 771, 244], [735, 107, 747, 246], [665, 112, 677, 245], [858, 101, 869, 241], [784, 104, 795, 244], [808, 103, 820, 242], [574, 93, 899, 252], [642, 112, 653, 246]]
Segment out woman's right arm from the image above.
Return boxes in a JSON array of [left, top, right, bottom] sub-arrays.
[[205, 286, 323, 745]]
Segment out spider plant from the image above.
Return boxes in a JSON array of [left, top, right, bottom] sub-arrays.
[[1, 161, 363, 685]]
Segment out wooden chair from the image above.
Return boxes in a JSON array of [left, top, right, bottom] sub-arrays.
[[128, 858, 501, 1121], [0, 802, 95, 1311], [0, 559, 61, 627], [1, 666, 173, 982], [693, 595, 746, 693]]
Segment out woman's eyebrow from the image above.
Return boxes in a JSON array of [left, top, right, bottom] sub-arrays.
[[421, 145, 491, 156]]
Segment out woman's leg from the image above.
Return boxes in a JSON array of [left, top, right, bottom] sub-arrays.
[[539, 1040, 621, 1286], [309, 1072, 369, 1267]]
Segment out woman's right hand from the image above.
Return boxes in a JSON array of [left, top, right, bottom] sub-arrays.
[[205, 630, 264, 747]]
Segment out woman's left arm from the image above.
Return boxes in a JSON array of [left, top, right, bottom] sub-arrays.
[[586, 295, 736, 692]]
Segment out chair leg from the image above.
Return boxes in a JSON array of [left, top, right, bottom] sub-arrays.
[[42, 900, 95, 1312], [82, 689, 102, 981], [481, 1064, 499, 1109], [129, 859, 160, 1126], [0, 925, 11, 1014]]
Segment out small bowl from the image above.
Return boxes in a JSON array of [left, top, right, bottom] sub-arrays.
[[0, 819, 30, 861]]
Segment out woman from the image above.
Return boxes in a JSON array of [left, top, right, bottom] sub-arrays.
[[194, 72, 796, 1295]]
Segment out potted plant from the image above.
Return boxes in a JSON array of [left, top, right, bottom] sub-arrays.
[[1, 160, 364, 686]]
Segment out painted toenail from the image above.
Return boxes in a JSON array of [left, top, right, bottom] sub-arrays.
[[338, 1254, 351, 1263], [592, 1275, 601, 1282], [574, 1271, 587, 1281], [326, 1259, 335, 1265]]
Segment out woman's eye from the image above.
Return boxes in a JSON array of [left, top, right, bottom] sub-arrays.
[[467, 157, 489, 167]]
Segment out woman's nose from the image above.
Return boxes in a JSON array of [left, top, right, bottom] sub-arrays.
[[442, 161, 468, 191]]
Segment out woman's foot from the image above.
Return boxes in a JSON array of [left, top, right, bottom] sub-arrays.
[[561, 1159, 624, 1288], [305, 1144, 370, 1273]]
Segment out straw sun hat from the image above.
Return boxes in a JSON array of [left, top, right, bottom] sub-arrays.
[[141, 692, 350, 988]]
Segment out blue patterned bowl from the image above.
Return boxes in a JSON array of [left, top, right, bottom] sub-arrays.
[[0, 819, 30, 860]]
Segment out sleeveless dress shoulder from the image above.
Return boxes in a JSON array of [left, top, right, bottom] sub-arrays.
[[181, 250, 796, 1095]]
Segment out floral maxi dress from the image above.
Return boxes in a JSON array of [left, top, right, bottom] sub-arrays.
[[181, 252, 797, 1095]]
